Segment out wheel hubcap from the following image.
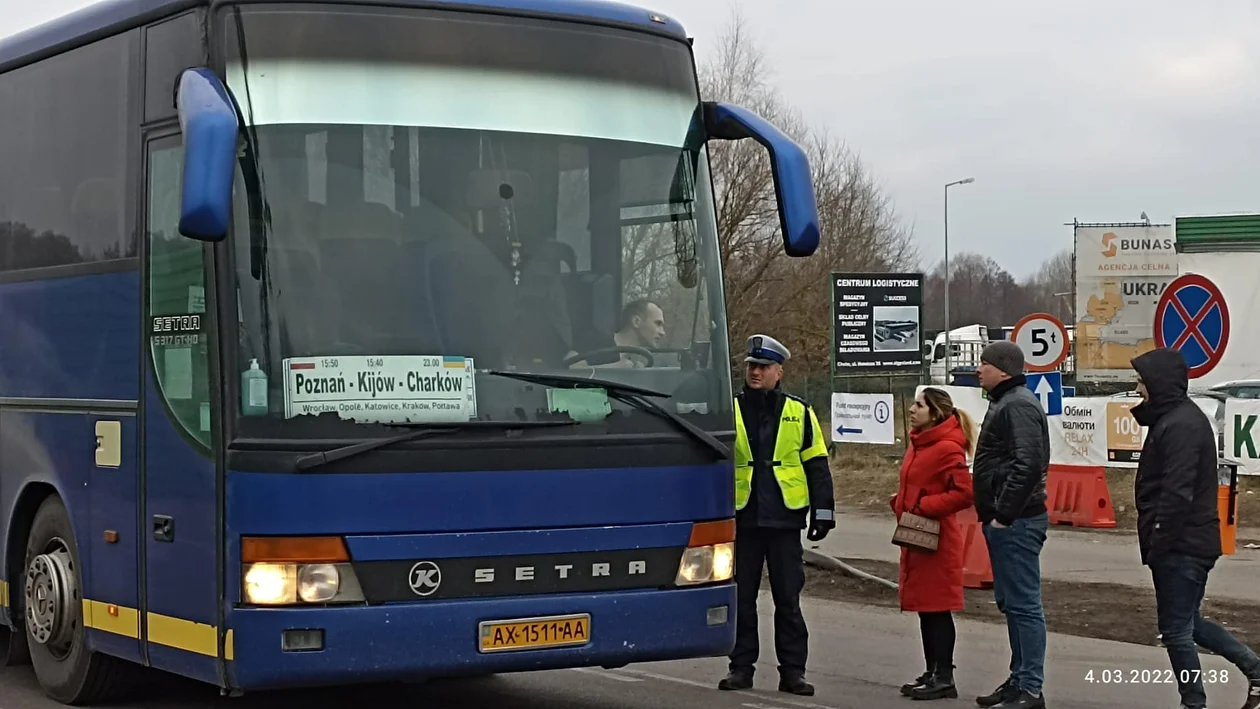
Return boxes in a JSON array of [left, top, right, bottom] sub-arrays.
[[25, 545, 77, 654]]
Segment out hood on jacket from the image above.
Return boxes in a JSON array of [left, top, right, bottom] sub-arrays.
[[1131, 347, 1189, 424], [910, 413, 966, 450]]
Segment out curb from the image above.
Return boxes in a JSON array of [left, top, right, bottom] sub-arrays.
[[803, 548, 899, 590]]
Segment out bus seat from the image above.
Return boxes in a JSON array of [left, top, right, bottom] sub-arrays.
[[564, 271, 617, 355], [317, 236, 404, 353], [421, 231, 514, 368], [514, 239, 578, 365]]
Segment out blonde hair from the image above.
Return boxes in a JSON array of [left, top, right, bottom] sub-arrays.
[[919, 387, 977, 456]]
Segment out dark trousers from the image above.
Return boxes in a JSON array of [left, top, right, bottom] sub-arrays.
[[729, 526, 808, 678], [1150, 553, 1260, 709], [919, 611, 956, 672]]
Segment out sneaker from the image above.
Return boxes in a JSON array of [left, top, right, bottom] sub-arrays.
[[977, 679, 1019, 707], [717, 669, 753, 691], [779, 675, 815, 696], [1242, 677, 1260, 709], [902, 670, 934, 697], [993, 689, 1046, 709]]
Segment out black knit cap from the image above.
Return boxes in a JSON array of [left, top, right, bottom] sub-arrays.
[[981, 340, 1025, 377]]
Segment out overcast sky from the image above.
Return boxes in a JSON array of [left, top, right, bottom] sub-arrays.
[[7, 1, 1260, 278]]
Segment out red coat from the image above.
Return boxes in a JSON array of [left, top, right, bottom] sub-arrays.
[[891, 416, 975, 613]]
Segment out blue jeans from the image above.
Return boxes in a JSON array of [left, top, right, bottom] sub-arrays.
[[1150, 553, 1260, 709], [983, 512, 1048, 695]]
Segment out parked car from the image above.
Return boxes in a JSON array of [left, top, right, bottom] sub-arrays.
[[1209, 379, 1260, 399]]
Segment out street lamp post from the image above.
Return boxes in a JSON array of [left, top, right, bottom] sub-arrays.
[[943, 177, 974, 384]]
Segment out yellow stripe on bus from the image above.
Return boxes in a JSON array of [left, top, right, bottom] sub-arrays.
[[146, 612, 219, 657], [74, 599, 234, 660], [82, 600, 141, 639]]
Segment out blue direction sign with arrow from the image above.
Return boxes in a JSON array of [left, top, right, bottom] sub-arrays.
[[1026, 371, 1063, 416], [835, 425, 864, 437]]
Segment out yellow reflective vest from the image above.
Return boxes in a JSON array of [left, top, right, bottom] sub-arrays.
[[733, 394, 828, 511]]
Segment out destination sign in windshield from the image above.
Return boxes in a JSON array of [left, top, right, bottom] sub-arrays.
[[282, 355, 477, 424]]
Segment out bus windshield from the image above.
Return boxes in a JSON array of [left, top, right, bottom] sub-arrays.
[[221, 4, 731, 439]]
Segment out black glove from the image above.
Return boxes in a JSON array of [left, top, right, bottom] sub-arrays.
[[806, 508, 835, 541]]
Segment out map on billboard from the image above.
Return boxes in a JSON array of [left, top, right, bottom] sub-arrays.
[[1073, 225, 1178, 382]]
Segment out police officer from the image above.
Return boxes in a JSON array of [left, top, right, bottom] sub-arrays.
[[718, 334, 835, 697]]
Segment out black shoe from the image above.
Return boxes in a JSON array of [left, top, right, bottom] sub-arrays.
[[1242, 677, 1260, 709], [901, 669, 935, 697], [909, 666, 958, 701], [993, 689, 1045, 709], [976, 678, 1019, 707], [717, 669, 753, 691], [778, 675, 815, 696]]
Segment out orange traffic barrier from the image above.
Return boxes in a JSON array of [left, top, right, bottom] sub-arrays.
[[957, 505, 993, 589], [1046, 464, 1116, 528], [1219, 485, 1237, 556]]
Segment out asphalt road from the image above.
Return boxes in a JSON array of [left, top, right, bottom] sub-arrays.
[[2, 596, 1248, 709]]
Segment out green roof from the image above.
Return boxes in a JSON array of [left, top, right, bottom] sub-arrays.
[[1175, 213, 1260, 252]]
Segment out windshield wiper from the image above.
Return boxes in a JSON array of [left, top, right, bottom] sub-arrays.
[[483, 370, 729, 460], [293, 420, 578, 472], [484, 370, 670, 398]]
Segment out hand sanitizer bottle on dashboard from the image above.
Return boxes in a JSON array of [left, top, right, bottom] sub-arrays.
[[241, 358, 268, 416]]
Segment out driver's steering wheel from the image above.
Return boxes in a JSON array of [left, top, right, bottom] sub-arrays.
[[562, 346, 655, 368]]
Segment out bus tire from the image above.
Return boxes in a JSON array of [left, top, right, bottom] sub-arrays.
[[0, 623, 31, 668], [23, 496, 132, 704]]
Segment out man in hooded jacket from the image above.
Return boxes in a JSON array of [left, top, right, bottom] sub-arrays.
[[1131, 348, 1260, 709]]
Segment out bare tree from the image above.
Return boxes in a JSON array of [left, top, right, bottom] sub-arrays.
[[700, 12, 918, 378], [923, 248, 1074, 332], [1022, 248, 1074, 323]]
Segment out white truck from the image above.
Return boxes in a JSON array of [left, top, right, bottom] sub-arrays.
[[927, 324, 1074, 385]]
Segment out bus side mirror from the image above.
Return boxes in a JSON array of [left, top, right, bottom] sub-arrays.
[[175, 68, 239, 242], [703, 101, 820, 257]]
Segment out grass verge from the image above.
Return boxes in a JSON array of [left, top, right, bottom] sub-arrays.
[[828, 445, 1260, 539]]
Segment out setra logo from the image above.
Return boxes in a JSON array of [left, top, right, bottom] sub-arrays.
[[408, 561, 442, 596]]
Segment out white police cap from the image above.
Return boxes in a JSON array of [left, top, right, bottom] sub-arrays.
[[745, 334, 790, 365]]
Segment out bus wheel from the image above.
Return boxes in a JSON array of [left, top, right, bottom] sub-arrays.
[[24, 496, 131, 704]]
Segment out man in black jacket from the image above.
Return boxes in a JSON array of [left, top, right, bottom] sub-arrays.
[[1131, 348, 1260, 709], [717, 334, 835, 697], [971, 341, 1050, 709]]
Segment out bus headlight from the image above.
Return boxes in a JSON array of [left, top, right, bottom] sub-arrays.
[[243, 563, 364, 605], [712, 542, 735, 581], [244, 563, 296, 605], [298, 564, 341, 603], [241, 536, 365, 606], [675, 542, 735, 585]]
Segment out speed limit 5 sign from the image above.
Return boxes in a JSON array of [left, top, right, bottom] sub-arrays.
[[1010, 313, 1070, 373]]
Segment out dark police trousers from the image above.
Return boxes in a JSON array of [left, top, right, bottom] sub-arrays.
[[730, 526, 808, 678]]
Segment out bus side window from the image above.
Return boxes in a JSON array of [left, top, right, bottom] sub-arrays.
[[147, 140, 213, 447]]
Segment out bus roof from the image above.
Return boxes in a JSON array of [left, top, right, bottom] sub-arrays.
[[0, 0, 688, 71]]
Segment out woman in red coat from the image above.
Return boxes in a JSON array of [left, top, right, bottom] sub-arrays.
[[892, 387, 976, 701]]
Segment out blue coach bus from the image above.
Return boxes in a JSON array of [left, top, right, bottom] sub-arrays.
[[0, 0, 820, 703]]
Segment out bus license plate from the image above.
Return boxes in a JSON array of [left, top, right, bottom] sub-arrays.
[[478, 613, 590, 653]]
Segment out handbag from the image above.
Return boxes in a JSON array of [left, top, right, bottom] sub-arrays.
[[892, 510, 941, 553], [891, 490, 941, 553]]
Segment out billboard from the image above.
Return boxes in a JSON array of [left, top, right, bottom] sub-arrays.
[[831, 272, 924, 372], [1073, 224, 1177, 382]]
